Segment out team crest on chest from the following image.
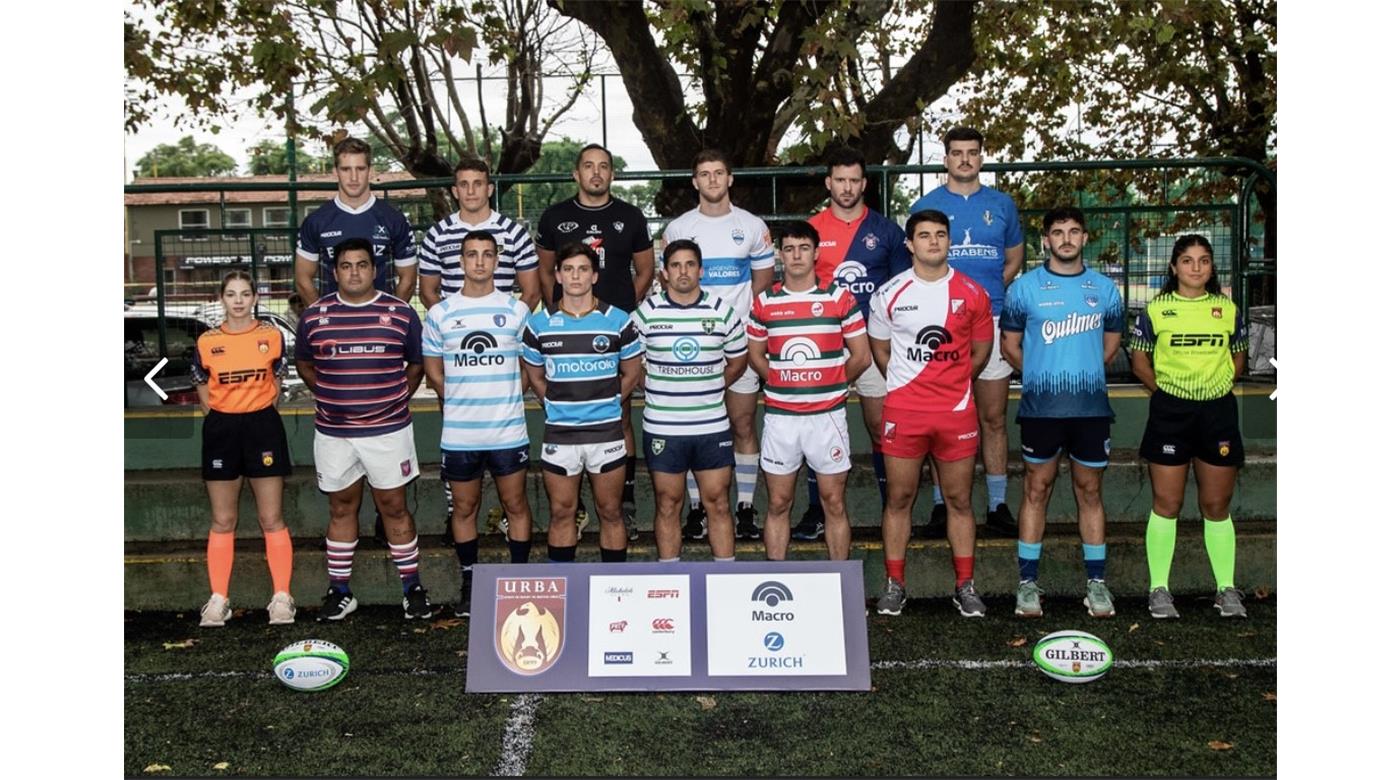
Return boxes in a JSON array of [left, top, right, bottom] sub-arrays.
[[1085, 295, 1099, 308], [494, 314, 507, 327], [951, 299, 964, 313], [613, 221, 625, 233], [731, 228, 745, 245], [863, 233, 879, 250], [701, 319, 716, 335], [982, 210, 993, 226], [257, 339, 270, 353], [811, 301, 825, 317], [380, 314, 391, 325], [374, 224, 389, 239], [1211, 307, 1223, 319]]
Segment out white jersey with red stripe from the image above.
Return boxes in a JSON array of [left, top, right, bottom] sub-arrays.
[[866, 267, 993, 413]]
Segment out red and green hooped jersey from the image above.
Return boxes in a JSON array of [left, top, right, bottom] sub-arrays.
[[747, 283, 865, 415]]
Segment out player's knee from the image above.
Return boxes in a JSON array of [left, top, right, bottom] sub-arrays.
[[1199, 497, 1232, 519], [209, 511, 238, 534], [1153, 495, 1184, 518], [979, 407, 1006, 430], [943, 492, 972, 514], [1023, 475, 1053, 505], [767, 494, 792, 516], [254, 512, 285, 534], [500, 492, 530, 518]]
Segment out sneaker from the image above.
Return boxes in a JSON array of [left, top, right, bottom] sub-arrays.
[[575, 506, 590, 536], [876, 578, 907, 616], [1148, 587, 1180, 619], [1014, 580, 1044, 618], [454, 579, 473, 618], [1214, 587, 1248, 618], [735, 502, 761, 540], [1084, 579, 1116, 618], [791, 503, 825, 541], [317, 587, 358, 622], [199, 593, 231, 627], [923, 502, 948, 539], [953, 581, 986, 617], [623, 501, 639, 542], [486, 507, 505, 536], [267, 591, 296, 625], [985, 502, 1018, 538], [682, 505, 708, 541], [403, 584, 433, 620]]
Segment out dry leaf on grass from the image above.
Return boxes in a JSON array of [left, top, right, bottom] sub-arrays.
[[695, 695, 717, 711], [162, 639, 198, 650], [1007, 637, 1028, 648], [1253, 586, 1271, 599], [212, 762, 230, 771], [455, 650, 468, 657], [1263, 692, 1276, 701], [430, 618, 464, 631], [1029, 734, 1042, 744], [412, 628, 427, 634], [1128, 623, 1139, 633], [1208, 740, 1233, 751], [143, 764, 171, 773]]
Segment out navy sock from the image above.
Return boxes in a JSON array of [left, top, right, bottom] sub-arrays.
[[1017, 540, 1042, 582], [547, 544, 577, 563], [872, 448, 888, 506], [1084, 543, 1107, 581], [932, 484, 944, 506], [600, 547, 627, 563], [623, 457, 636, 504], [454, 538, 479, 574], [507, 538, 532, 564], [807, 470, 821, 513]]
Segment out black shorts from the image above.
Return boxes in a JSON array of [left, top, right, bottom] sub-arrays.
[[1019, 417, 1112, 468], [1139, 391, 1244, 467], [202, 406, 292, 481], [441, 445, 531, 482], [644, 430, 735, 474]]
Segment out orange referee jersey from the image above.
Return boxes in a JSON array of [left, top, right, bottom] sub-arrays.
[[192, 322, 285, 413]]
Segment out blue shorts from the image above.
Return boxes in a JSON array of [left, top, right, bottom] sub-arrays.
[[441, 445, 530, 482], [644, 430, 735, 474], [1019, 417, 1112, 468]]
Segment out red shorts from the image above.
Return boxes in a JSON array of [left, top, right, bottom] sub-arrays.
[[880, 405, 980, 462]]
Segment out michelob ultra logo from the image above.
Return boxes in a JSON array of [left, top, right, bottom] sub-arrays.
[[495, 577, 567, 676]]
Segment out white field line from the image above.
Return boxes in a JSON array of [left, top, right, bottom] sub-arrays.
[[492, 694, 543, 777], [124, 656, 1275, 684]]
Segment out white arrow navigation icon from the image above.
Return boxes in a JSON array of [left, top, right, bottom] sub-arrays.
[[144, 357, 169, 401], [1268, 358, 1278, 401]]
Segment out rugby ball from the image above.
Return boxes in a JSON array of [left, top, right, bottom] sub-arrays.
[[273, 639, 350, 691], [1032, 630, 1113, 683]]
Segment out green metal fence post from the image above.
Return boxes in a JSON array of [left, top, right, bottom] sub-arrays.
[[154, 234, 168, 358]]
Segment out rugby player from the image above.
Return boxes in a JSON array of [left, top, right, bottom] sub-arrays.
[[522, 242, 643, 563], [295, 238, 433, 621], [1128, 235, 1249, 619], [535, 144, 655, 540], [423, 230, 535, 617], [631, 239, 748, 562], [748, 222, 871, 562], [909, 127, 1024, 539], [1000, 207, 1124, 619], [867, 210, 993, 617], [419, 158, 541, 539], [795, 145, 912, 541], [661, 149, 774, 542], [193, 271, 295, 626]]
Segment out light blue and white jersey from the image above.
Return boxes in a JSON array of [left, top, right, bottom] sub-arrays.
[[662, 205, 774, 322], [418, 210, 539, 297], [423, 290, 531, 450], [522, 304, 642, 444], [1001, 265, 1125, 419], [630, 290, 745, 437]]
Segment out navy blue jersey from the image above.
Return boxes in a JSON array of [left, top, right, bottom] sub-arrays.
[[810, 205, 911, 317], [296, 196, 416, 297]]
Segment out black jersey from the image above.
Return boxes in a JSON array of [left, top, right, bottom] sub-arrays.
[[535, 196, 652, 312]]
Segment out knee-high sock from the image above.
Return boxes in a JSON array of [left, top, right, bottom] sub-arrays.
[[1203, 516, 1237, 590], [1017, 540, 1042, 582], [207, 530, 235, 598], [326, 538, 358, 592], [986, 474, 1007, 511], [686, 472, 701, 509], [388, 536, 422, 592], [1082, 543, 1106, 581], [263, 528, 293, 594], [871, 444, 888, 506], [735, 452, 759, 507], [1145, 511, 1177, 590], [806, 469, 821, 513], [623, 456, 637, 504]]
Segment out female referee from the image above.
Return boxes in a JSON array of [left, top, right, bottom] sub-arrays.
[[1128, 235, 1249, 619], [193, 271, 296, 626]]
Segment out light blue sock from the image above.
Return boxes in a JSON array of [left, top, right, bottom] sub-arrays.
[[1017, 541, 1042, 582], [932, 484, 944, 506], [987, 474, 1008, 510], [1083, 543, 1107, 581]]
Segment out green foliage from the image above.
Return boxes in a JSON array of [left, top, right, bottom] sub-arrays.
[[245, 140, 331, 175], [133, 136, 237, 178], [496, 138, 660, 220]]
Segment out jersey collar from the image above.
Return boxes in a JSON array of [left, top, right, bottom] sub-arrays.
[[332, 195, 378, 215]]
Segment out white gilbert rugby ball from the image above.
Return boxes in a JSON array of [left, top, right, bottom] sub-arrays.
[[273, 639, 350, 692], [1032, 630, 1113, 683]]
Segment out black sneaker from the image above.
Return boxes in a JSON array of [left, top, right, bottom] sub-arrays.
[[682, 505, 708, 540], [403, 584, 433, 620], [454, 579, 472, 618], [923, 502, 948, 539], [986, 502, 1018, 538], [317, 587, 358, 622], [791, 503, 824, 541], [735, 502, 761, 540]]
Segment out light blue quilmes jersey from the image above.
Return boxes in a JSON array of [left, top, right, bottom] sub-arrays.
[[630, 290, 745, 437], [522, 303, 642, 444], [423, 290, 531, 451], [1000, 265, 1124, 419], [908, 185, 1023, 315], [662, 205, 774, 322]]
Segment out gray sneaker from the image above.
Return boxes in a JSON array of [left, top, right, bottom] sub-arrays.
[[1084, 579, 1116, 618], [1148, 586, 1180, 619], [1014, 580, 1044, 618], [953, 581, 986, 618], [1214, 587, 1248, 618], [623, 502, 639, 542], [876, 578, 907, 616]]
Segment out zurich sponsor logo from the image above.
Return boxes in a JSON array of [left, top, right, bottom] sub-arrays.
[[764, 632, 785, 651]]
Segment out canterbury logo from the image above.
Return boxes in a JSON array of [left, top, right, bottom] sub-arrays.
[[915, 325, 952, 350], [751, 581, 793, 607], [778, 337, 820, 366], [460, 331, 498, 353]]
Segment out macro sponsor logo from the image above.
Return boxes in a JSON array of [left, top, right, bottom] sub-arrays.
[[751, 580, 795, 621], [906, 325, 958, 362], [1168, 333, 1226, 348], [778, 337, 820, 366], [217, 368, 268, 384], [1041, 312, 1104, 345], [455, 331, 506, 366], [833, 261, 875, 294], [779, 368, 824, 383]]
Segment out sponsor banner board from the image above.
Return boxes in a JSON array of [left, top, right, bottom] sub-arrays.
[[466, 561, 869, 692]]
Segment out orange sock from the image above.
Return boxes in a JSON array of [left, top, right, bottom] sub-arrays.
[[207, 530, 235, 597], [264, 528, 293, 594]]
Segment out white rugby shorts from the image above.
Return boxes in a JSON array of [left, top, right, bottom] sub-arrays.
[[759, 410, 851, 476], [314, 426, 420, 492]]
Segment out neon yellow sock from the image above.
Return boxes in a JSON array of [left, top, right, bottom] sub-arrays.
[[1145, 511, 1177, 590], [1203, 516, 1237, 590]]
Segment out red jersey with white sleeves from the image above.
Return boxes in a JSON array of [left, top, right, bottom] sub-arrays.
[[747, 283, 865, 415], [866, 268, 993, 413]]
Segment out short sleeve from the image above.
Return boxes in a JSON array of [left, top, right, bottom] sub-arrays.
[[403, 309, 424, 364], [510, 225, 540, 272], [521, 317, 544, 365], [629, 208, 652, 254], [1128, 309, 1155, 353], [191, 339, 210, 384], [886, 222, 912, 278], [1002, 195, 1024, 249], [749, 220, 775, 270], [296, 217, 319, 262], [535, 209, 558, 252], [1103, 282, 1126, 334], [422, 307, 444, 358], [619, 319, 642, 360], [1229, 306, 1248, 353], [866, 288, 891, 341], [746, 296, 768, 341], [971, 286, 994, 342], [1000, 279, 1028, 333], [294, 313, 314, 362], [838, 289, 865, 337], [418, 228, 442, 277], [628, 308, 647, 349], [722, 306, 746, 357]]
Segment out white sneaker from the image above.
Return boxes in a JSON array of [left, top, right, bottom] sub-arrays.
[[199, 593, 231, 627], [267, 591, 296, 625]]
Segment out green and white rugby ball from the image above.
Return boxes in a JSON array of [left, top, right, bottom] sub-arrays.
[[1032, 630, 1113, 683], [273, 639, 350, 691]]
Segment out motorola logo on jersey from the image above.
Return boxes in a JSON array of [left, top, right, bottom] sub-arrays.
[[906, 326, 959, 362], [1040, 311, 1105, 345], [547, 357, 614, 379], [833, 261, 876, 294], [456, 332, 506, 366], [1169, 333, 1226, 348]]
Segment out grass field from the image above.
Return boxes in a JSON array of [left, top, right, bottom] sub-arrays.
[[125, 592, 1275, 777]]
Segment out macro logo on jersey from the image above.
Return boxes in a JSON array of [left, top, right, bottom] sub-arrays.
[[749, 285, 865, 414], [455, 332, 506, 366], [494, 577, 567, 676], [833, 261, 876, 295], [908, 325, 959, 362], [423, 290, 530, 450], [778, 337, 821, 366]]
